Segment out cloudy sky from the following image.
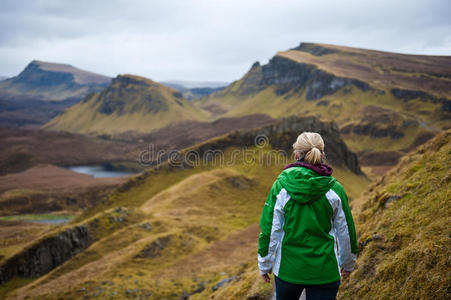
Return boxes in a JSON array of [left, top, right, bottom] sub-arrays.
[[1, 0, 450, 82]]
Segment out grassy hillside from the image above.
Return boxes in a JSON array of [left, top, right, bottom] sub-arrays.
[[338, 129, 451, 299], [1, 117, 369, 299], [45, 74, 208, 134], [198, 43, 451, 166]]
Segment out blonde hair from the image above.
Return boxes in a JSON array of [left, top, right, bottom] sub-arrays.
[[292, 132, 324, 165]]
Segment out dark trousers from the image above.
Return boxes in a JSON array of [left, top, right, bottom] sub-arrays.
[[275, 276, 340, 300]]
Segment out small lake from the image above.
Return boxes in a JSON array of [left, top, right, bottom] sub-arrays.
[[0, 214, 75, 225], [28, 218, 72, 225], [67, 165, 138, 178]]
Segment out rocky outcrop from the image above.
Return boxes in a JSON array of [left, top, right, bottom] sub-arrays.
[[391, 88, 451, 112], [0, 225, 91, 284], [251, 116, 363, 174], [237, 56, 369, 100], [237, 62, 264, 96], [391, 88, 435, 101], [341, 124, 405, 139], [174, 116, 363, 175], [96, 75, 170, 116]]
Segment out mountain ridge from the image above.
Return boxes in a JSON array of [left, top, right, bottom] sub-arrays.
[[0, 60, 111, 101], [197, 42, 450, 170]]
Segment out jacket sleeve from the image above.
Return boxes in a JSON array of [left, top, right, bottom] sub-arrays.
[[332, 183, 358, 272], [257, 180, 285, 275]]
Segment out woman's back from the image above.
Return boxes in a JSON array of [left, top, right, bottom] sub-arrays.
[[257, 132, 358, 299], [258, 164, 357, 284]]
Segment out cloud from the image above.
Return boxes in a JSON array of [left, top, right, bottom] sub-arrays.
[[0, 0, 450, 81]]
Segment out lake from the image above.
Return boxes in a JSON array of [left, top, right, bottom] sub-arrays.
[[28, 218, 72, 224], [67, 165, 138, 178]]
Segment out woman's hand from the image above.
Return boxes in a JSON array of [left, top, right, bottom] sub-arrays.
[[261, 270, 272, 283], [340, 267, 352, 278]]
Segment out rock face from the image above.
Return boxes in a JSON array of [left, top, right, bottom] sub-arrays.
[[176, 116, 362, 175], [96, 75, 170, 116], [0, 225, 91, 284], [235, 56, 369, 99], [391, 88, 451, 112], [251, 116, 363, 174]]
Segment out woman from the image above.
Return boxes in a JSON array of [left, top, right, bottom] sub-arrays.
[[258, 132, 358, 300]]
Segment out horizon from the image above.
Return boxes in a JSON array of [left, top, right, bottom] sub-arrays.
[[5, 41, 451, 84], [1, 0, 450, 81]]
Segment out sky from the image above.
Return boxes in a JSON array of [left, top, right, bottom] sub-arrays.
[[1, 0, 450, 82]]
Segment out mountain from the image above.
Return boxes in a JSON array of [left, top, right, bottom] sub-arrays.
[[0, 61, 112, 127], [162, 80, 228, 100], [0, 76, 8, 82], [0, 116, 369, 299], [0, 60, 111, 101], [197, 43, 451, 171], [44, 74, 209, 134]]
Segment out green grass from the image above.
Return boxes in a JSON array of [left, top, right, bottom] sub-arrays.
[[0, 277, 36, 299], [4, 143, 369, 299], [0, 213, 75, 221], [338, 130, 451, 299]]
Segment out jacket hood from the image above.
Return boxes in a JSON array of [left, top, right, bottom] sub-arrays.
[[278, 165, 336, 204]]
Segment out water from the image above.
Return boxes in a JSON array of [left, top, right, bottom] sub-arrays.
[[28, 218, 71, 224], [67, 165, 137, 178]]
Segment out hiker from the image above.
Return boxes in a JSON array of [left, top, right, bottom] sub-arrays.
[[257, 132, 358, 300]]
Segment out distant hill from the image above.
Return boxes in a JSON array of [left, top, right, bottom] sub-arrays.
[[0, 76, 8, 82], [162, 80, 228, 100], [197, 42, 451, 169], [162, 80, 229, 89], [0, 61, 112, 127], [0, 60, 111, 101], [44, 74, 209, 134]]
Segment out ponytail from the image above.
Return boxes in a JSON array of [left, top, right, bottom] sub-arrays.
[[292, 132, 325, 165], [305, 147, 322, 165]]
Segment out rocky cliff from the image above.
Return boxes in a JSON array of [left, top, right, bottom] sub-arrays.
[[0, 225, 90, 284], [219, 56, 369, 100], [156, 115, 362, 175]]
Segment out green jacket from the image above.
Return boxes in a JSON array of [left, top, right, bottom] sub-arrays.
[[257, 165, 358, 284]]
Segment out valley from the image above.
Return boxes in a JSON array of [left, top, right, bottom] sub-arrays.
[[1, 117, 370, 299], [0, 41, 449, 299]]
